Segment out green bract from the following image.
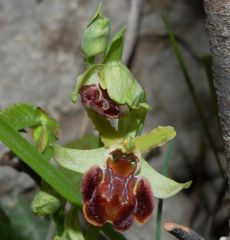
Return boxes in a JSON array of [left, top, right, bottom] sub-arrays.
[[81, 4, 109, 58]]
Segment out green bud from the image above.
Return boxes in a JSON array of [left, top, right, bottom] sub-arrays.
[[31, 191, 61, 216], [81, 4, 110, 58], [32, 126, 49, 153]]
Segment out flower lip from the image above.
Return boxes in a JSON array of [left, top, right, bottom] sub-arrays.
[[79, 84, 124, 119]]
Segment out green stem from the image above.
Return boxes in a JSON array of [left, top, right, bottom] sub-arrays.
[[86, 224, 100, 240], [155, 140, 175, 240], [155, 2, 225, 179]]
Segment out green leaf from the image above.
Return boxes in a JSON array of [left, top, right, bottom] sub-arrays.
[[0, 103, 40, 131], [103, 27, 126, 63], [101, 62, 145, 108], [1, 195, 49, 240], [87, 109, 123, 147], [71, 65, 103, 103], [0, 117, 81, 206], [53, 144, 191, 199], [140, 159, 192, 199], [53, 144, 106, 174], [133, 126, 176, 153]]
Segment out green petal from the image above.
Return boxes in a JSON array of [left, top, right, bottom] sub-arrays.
[[133, 126, 176, 153]]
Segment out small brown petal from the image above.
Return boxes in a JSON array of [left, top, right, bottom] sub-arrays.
[[79, 84, 122, 119], [135, 178, 154, 224]]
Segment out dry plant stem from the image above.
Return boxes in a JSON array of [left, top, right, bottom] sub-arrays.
[[203, 1, 230, 186], [123, 0, 143, 65], [163, 222, 204, 240]]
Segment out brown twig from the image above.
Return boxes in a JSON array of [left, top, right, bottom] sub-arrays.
[[164, 222, 205, 240]]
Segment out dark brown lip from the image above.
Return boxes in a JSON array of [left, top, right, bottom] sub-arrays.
[[79, 84, 122, 119]]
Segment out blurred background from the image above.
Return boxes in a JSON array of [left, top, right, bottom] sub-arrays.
[[0, 0, 229, 239]]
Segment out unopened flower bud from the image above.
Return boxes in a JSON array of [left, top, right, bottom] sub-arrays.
[[31, 191, 61, 216], [81, 5, 109, 58]]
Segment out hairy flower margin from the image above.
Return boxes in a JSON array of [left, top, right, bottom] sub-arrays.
[[81, 147, 154, 232]]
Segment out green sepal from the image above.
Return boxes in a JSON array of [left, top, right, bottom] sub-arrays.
[[103, 27, 126, 63], [140, 159, 192, 199], [87, 2, 103, 26], [118, 100, 148, 138], [86, 109, 123, 147], [101, 62, 147, 108], [53, 144, 191, 199], [53, 144, 106, 174], [133, 126, 176, 153]]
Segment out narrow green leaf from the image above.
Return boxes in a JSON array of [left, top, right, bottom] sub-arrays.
[[140, 159, 191, 199], [0, 117, 81, 206], [54, 144, 191, 199], [53, 144, 106, 174], [133, 126, 176, 153], [0, 103, 40, 131], [202, 55, 222, 135], [155, 1, 225, 179], [103, 27, 126, 63], [87, 109, 123, 147]]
